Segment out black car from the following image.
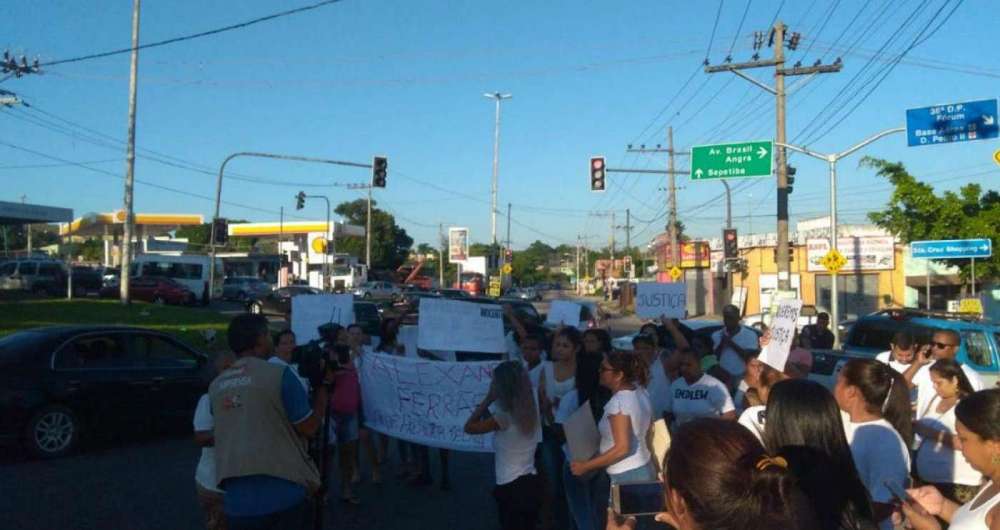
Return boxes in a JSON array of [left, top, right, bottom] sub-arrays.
[[247, 285, 323, 318], [0, 326, 209, 458], [353, 301, 382, 337]]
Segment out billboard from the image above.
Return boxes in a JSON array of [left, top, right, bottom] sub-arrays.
[[806, 237, 895, 272], [448, 227, 469, 263]]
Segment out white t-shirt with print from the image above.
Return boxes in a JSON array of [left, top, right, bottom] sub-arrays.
[[913, 363, 984, 421], [599, 388, 653, 475], [915, 397, 983, 486], [492, 406, 541, 486], [192, 394, 220, 493], [712, 327, 759, 380], [875, 351, 912, 375], [843, 417, 911, 530], [665, 373, 735, 428], [738, 405, 767, 444]]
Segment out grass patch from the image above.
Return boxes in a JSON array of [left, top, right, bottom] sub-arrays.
[[0, 299, 232, 352]]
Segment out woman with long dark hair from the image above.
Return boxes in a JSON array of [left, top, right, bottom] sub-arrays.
[[538, 326, 581, 530], [583, 328, 613, 358], [764, 378, 878, 530], [902, 389, 1000, 530], [835, 358, 913, 529], [465, 361, 543, 530], [914, 358, 982, 504]]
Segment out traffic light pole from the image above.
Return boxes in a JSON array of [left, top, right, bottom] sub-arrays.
[[210, 151, 372, 301], [776, 126, 904, 348]]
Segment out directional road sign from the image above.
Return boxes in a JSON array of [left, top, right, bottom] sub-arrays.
[[690, 140, 773, 180], [906, 98, 999, 147], [910, 239, 992, 259]]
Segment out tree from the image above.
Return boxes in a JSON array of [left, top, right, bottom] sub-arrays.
[[334, 199, 413, 270], [175, 220, 256, 252], [415, 243, 435, 256], [863, 157, 1000, 283]]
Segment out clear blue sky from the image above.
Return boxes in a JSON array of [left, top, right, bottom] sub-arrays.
[[2, 0, 998, 250]]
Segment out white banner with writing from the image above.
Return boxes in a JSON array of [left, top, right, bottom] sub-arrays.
[[358, 353, 498, 452], [546, 300, 582, 328], [635, 282, 687, 319], [417, 298, 506, 353], [291, 294, 355, 345], [758, 299, 803, 372]]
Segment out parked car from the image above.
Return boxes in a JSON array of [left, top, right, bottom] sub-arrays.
[[808, 309, 1000, 390], [507, 287, 541, 301], [0, 326, 209, 458], [353, 301, 383, 337], [100, 276, 196, 305], [222, 276, 272, 302], [0, 259, 66, 296], [612, 319, 762, 352], [353, 281, 402, 301], [69, 266, 103, 296], [100, 267, 120, 287], [247, 285, 323, 318]]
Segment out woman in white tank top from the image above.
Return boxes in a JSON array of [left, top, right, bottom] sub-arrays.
[[901, 389, 1000, 530]]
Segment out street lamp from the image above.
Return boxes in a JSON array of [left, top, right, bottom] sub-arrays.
[[483, 92, 512, 246]]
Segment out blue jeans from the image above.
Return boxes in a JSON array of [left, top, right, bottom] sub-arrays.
[[563, 459, 611, 530]]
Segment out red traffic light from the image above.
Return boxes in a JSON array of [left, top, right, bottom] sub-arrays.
[[591, 158, 604, 170]]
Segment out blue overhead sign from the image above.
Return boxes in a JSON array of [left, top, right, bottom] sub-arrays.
[[906, 98, 999, 147], [910, 239, 993, 259]]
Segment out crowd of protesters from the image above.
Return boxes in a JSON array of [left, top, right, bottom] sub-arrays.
[[193, 303, 1000, 530]]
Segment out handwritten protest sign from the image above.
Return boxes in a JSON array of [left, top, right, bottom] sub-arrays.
[[358, 352, 499, 452], [291, 294, 355, 345], [635, 282, 687, 319], [546, 300, 581, 328], [417, 298, 505, 353], [758, 299, 803, 372]]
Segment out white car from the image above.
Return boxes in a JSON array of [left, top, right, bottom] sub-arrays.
[[612, 320, 761, 351]]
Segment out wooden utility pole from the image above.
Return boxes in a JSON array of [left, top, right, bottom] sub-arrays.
[[119, 0, 141, 304], [627, 126, 690, 266]]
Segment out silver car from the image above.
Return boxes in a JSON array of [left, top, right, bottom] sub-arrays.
[[0, 259, 66, 295], [222, 276, 272, 301], [353, 281, 402, 300]]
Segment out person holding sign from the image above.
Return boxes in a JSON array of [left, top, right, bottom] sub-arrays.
[[663, 348, 736, 429], [711, 305, 760, 393], [464, 361, 543, 530], [569, 352, 655, 497]]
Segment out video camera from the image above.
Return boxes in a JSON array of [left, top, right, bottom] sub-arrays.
[[294, 322, 351, 389]]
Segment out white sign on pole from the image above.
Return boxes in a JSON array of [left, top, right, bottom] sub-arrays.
[[806, 237, 895, 272], [758, 299, 803, 372], [417, 298, 505, 353], [448, 227, 469, 263], [291, 294, 355, 345], [546, 300, 582, 328], [635, 282, 687, 319], [359, 352, 499, 452]]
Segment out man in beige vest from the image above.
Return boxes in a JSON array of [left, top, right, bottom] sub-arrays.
[[209, 314, 329, 530]]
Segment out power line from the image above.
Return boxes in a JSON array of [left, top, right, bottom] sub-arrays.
[[727, 0, 754, 58], [704, 0, 726, 64], [39, 0, 346, 67], [0, 158, 118, 169]]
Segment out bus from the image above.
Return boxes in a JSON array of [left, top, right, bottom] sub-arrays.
[[131, 254, 223, 304]]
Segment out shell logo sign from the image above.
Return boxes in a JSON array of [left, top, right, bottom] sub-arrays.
[[311, 237, 328, 253]]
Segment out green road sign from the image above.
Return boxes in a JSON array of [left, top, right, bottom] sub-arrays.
[[690, 140, 773, 180]]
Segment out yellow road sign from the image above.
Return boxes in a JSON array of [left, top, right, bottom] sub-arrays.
[[994, 149, 1000, 167], [669, 266, 683, 281], [501, 263, 512, 274], [821, 248, 848, 273]]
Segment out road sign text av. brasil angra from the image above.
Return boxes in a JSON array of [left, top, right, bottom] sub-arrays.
[[690, 140, 773, 180]]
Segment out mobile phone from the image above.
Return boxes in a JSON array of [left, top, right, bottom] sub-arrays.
[[884, 480, 914, 505], [611, 481, 664, 517]]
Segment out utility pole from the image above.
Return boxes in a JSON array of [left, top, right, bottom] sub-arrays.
[[20, 195, 31, 254], [705, 21, 842, 290], [366, 183, 373, 267], [627, 126, 690, 267], [624, 208, 632, 252], [610, 210, 616, 264], [119, 0, 141, 305], [575, 236, 581, 293], [438, 223, 445, 287], [484, 92, 512, 245]]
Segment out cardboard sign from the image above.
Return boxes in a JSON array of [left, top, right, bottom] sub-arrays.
[[563, 400, 601, 462], [358, 352, 499, 452], [291, 294, 355, 345], [635, 282, 687, 319], [417, 298, 505, 353], [546, 300, 582, 328], [758, 299, 803, 372]]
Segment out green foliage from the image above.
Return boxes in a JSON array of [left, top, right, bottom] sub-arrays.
[[333, 199, 413, 270], [175, 220, 256, 252], [863, 157, 1000, 281]]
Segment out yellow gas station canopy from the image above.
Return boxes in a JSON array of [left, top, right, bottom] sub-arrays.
[[228, 221, 365, 238], [59, 210, 204, 238]]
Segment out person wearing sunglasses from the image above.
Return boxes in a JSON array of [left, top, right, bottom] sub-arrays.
[[906, 330, 985, 425]]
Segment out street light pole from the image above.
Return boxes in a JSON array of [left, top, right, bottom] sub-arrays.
[[777, 126, 904, 348], [484, 92, 511, 245], [209, 151, 372, 301]]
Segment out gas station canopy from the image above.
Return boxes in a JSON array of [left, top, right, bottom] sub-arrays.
[[60, 210, 203, 238], [0, 200, 73, 225], [228, 220, 365, 238]]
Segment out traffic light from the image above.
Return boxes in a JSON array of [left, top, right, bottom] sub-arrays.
[[295, 191, 306, 210], [372, 156, 387, 188], [212, 218, 229, 246], [590, 156, 606, 192], [786, 165, 797, 194], [723, 228, 738, 259]]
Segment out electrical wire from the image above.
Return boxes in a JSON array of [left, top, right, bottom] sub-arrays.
[[727, 0, 754, 57], [704, 0, 726, 63], [39, 0, 346, 67]]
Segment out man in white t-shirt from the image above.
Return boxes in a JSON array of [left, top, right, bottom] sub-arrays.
[[905, 329, 985, 420], [711, 305, 759, 390], [875, 330, 916, 375], [664, 350, 736, 428]]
